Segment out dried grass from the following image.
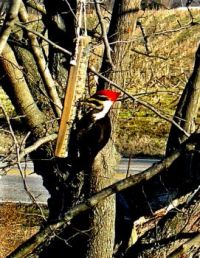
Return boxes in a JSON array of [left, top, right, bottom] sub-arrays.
[[0, 203, 45, 258], [117, 9, 200, 156]]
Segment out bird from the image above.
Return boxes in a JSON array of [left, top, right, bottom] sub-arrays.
[[48, 89, 120, 221], [67, 89, 121, 172]]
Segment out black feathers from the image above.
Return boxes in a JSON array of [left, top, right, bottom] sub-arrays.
[[67, 112, 111, 172]]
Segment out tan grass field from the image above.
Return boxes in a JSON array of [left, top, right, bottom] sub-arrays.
[[0, 9, 200, 256], [0, 203, 46, 258], [116, 8, 200, 157]]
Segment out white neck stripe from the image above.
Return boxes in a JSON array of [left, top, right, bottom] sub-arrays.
[[93, 100, 113, 120]]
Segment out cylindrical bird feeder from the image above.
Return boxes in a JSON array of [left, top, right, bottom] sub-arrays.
[[55, 36, 91, 157]]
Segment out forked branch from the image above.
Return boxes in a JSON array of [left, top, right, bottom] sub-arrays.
[[8, 133, 200, 258], [19, 3, 63, 117]]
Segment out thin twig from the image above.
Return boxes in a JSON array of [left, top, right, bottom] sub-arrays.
[[8, 134, 199, 258], [151, 21, 199, 37], [131, 48, 168, 60], [0, 99, 46, 219], [137, 21, 150, 54], [89, 67, 190, 137], [64, 0, 78, 22], [15, 22, 72, 56], [109, 21, 199, 46], [18, 133, 57, 162], [0, 0, 22, 54], [94, 0, 114, 68], [0, 133, 57, 168], [18, 4, 63, 117]]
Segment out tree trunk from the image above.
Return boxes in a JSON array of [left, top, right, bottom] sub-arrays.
[[86, 146, 118, 258], [166, 43, 200, 154], [2, 2, 200, 257], [164, 43, 200, 193], [0, 43, 45, 131], [122, 43, 200, 258], [43, 0, 76, 86], [99, 0, 141, 86], [0, 2, 74, 225], [86, 1, 141, 258], [126, 192, 200, 258], [7, 132, 200, 258]]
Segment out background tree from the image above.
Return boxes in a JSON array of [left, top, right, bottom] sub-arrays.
[[0, 0, 141, 257], [0, 0, 200, 257], [86, 1, 141, 258]]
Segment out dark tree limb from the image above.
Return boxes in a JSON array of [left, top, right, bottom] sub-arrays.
[[89, 67, 190, 137], [19, 3, 63, 118], [15, 22, 72, 56], [166, 43, 200, 154], [168, 233, 200, 258], [126, 193, 200, 258], [7, 133, 200, 258]]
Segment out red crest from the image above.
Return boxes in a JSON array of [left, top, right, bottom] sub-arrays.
[[95, 89, 120, 102]]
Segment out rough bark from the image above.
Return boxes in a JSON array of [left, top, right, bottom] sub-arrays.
[[0, 43, 64, 225], [99, 0, 141, 85], [8, 133, 199, 258], [126, 192, 200, 258], [86, 147, 118, 258], [163, 43, 200, 212], [0, 4, 68, 227], [1, 2, 199, 258], [166, 43, 200, 154], [0, 0, 22, 54], [43, 0, 77, 86], [86, 1, 141, 258], [19, 2, 63, 118], [120, 43, 200, 256], [0, 43, 45, 131], [11, 44, 53, 117]]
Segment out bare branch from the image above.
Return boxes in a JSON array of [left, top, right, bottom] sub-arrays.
[[64, 0, 77, 22], [137, 20, 150, 54], [131, 48, 168, 60], [14, 11, 191, 139], [17, 17, 197, 63], [0, 99, 46, 218], [0, 134, 57, 169], [89, 67, 190, 137], [0, 43, 45, 130], [18, 133, 57, 162], [109, 21, 199, 46], [168, 233, 200, 258], [134, 187, 198, 240], [94, 0, 114, 68], [8, 133, 199, 258], [25, 0, 46, 14], [15, 22, 72, 56], [19, 3, 63, 117], [0, 0, 22, 54], [151, 21, 200, 38]]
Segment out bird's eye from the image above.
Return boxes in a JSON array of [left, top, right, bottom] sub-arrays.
[[93, 95, 108, 101], [82, 98, 103, 112]]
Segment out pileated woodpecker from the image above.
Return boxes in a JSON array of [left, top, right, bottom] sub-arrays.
[[47, 90, 120, 222], [68, 89, 120, 171]]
